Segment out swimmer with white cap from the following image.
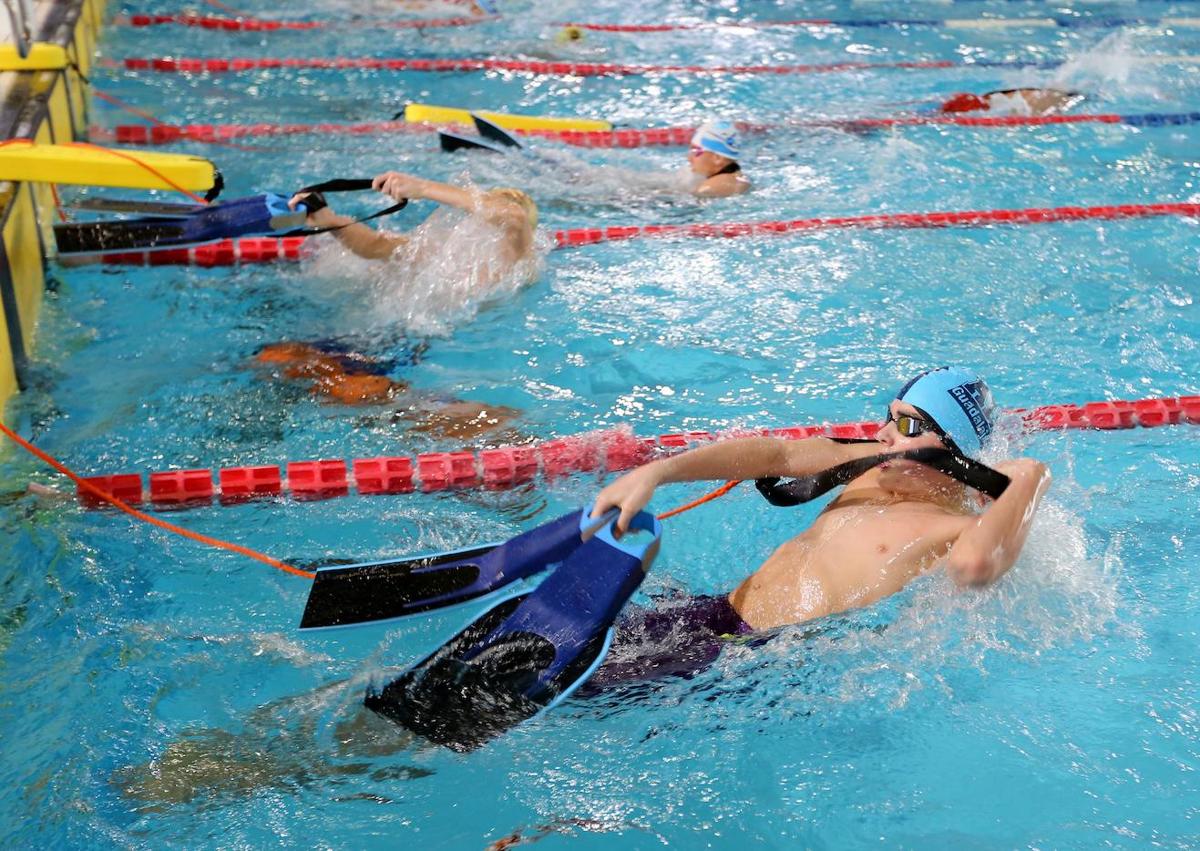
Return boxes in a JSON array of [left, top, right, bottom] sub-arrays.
[[688, 120, 752, 198], [594, 366, 1051, 631]]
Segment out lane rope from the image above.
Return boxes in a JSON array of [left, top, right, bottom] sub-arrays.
[[119, 55, 1200, 77], [557, 16, 1200, 32], [81, 202, 1200, 267], [552, 202, 1200, 249], [98, 110, 1200, 147], [117, 13, 493, 30], [34, 394, 1200, 509], [0, 421, 313, 578]]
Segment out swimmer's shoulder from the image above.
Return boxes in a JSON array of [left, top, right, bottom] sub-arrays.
[[695, 173, 751, 198]]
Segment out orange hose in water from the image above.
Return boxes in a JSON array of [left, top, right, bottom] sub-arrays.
[[657, 480, 741, 520], [0, 421, 314, 579]]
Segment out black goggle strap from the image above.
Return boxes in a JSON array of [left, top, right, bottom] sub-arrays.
[[755, 446, 1009, 507], [281, 178, 409, 237]]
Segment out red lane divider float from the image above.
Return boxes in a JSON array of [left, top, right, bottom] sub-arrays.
[[100, 120, 433, 145], [74, 396, 1200, 509], [558, 16, 1200, 33], [98, 112, 1200, 148], [91, 236, 309, 268], [118, 13, 492, 30], [87, 202, 1200, 267], [122, 56, 964, 76], [553, 202, 1200, 248]]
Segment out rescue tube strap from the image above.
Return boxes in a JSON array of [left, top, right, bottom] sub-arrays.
[[756, 448, 1009, 506], [283, 178, 408, 236]]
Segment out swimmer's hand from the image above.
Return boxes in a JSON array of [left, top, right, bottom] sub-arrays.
[[372, 171, 426, 203], [591, 464, 662, 535], [288, 192, 339, 227]]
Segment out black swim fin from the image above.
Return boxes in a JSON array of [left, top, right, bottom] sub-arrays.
[[66, 197, 207, 217], [298, 509, 603, 629], [470, 113, 523, 149], [438, 131, 505, 154]]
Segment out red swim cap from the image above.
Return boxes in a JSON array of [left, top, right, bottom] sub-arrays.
[[939, 93, 989, 114]]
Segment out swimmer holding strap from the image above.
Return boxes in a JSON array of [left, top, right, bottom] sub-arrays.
[[756, 447, 1010, 506]]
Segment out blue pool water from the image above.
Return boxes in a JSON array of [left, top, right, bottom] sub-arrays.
[[2, 0, 1199, 846]]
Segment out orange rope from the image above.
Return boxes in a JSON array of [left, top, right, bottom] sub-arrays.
[[0, 421, 314, 579], [62, 142, 210, 204], [657, 480, 741, 520], [48, 184, 68, 222], [0, 139, 211, 205], [92, 88, 170, 127]]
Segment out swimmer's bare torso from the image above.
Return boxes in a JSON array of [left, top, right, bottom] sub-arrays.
[[730, 462, 976, 627]]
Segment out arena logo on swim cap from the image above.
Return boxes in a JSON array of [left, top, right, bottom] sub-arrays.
[[949, 381, 993, 442]]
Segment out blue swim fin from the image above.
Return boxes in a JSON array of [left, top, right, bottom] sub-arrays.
[[53, 193, 307, 254], [298, 509, 609, 629], [364, 509, 662, 751]]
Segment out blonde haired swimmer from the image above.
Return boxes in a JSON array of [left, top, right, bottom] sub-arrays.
[[687, 120, 751, 198], [488, 186, 537, 228]]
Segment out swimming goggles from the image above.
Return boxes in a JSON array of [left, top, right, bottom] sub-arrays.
[[884, 410, 947, 442]]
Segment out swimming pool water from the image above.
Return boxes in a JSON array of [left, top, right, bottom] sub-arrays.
[[2, 0, 1199, 846]]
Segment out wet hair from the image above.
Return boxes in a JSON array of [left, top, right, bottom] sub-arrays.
[[489, 187, 538, 229]]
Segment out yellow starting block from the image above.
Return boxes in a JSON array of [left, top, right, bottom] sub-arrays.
[[0, 44, 69, 72], [0, 142, 218, 192], [404, 103, 611, 133]]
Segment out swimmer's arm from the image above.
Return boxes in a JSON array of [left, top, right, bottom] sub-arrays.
[[288, 196, 407, 260], [593, 437, 878, 531], [422, 181, 528, 228], [693, 174, 750, 198], [375, 172, 523, 227], [322, 216, 407, 260], [944, 458, 1051, 587]]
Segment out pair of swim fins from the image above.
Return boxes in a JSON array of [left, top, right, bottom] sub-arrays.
[[299, 507, 662, 751], [54, 178, 403, 255], [53, 193, 308, 254], [439, 112, 523, 155]]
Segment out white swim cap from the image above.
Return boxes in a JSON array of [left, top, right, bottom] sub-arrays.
[[690, 120, 740, 159]]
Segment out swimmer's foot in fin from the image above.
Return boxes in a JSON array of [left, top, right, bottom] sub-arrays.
[[364, 510, 662, 751]]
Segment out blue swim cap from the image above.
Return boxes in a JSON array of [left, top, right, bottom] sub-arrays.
[[475, 0, 499, 14], [894, 366, 995, 457], [690, 120, 740, 159]]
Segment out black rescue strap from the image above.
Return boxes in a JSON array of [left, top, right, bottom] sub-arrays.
[[755, 447, 1010, 506], [285, 178, 409, 237]]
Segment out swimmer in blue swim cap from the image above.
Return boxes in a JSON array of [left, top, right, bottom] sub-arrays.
[[890, 366, 995, 457], [688, 120, 752, 198], [592, 367, 1050, 642]]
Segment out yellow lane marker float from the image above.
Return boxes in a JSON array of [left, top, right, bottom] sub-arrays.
[[0, 44, 68, 71], [403, 103, 611, 133], [0, 141, 218, 192]]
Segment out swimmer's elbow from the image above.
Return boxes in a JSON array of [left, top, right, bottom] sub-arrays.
[[946, 550, 997, 587]]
